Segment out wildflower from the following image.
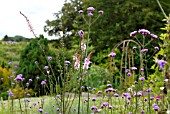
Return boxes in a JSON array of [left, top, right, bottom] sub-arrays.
[[81, 38, 86, 52], [25, 98, 30, 102], [90, 106, 98, 111], [88, 12, 93, 17], [114, 93, 119, 97], [47, 56, 52, 60], [44, 66, 48, 70], [108, 52, 116, 57], [98, 10, 104, 14], [38, 107, 43, 113], [132, 46, 137, 50], [146, 88, 152, 92], [14, 74, 23, 81], [140, 68, 144, 72], [127, 72, 132, 76], [129, 112, 132, 114], [108, 105, 113, 109], [130, 31, 137, 37], [141, 110, 145, 114], [150, 34, 158, 39], [154, 47, 159, 50], [56, 95, 60, 99], [26, 83, 29, 87], [131, 67, 137, 71], [156, 96, 160, 100], [29, 79, 32, 82], [137, 92, 142, 97], [126, 69, 129, 72], [140, 49, 148, 53], [8, 62, 12, 64], [41, 80, 46, 85], [56, 108, 60, 111], [138, 29, 150, 35], [8, 90, 14, 97], [107, 84, 112, 87], [144, 98, 147, 102], [150, 97, 154, 100], [134, 81, 138, 84], [87, 7, 95, 12], [92, 97, 96, 101], [157, 60, 167, 69], [97, 91, 102, 94], [102, 102, 108, 107], [78, 30, 84, 37], [139, 77, 145, 81], [65, 60, 71, 66], [78, 10, 83, 13], [153, 105, 159, 111], [160, 87, 164, 90]]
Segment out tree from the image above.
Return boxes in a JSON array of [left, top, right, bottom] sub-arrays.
[[16, 35, 58, 95]]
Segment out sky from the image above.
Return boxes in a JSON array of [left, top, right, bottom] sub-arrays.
[[0, 0, 65, 40]]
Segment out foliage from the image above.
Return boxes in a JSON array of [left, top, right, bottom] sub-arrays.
[[16, 35, 58, 95], [11, 85, 35, 99]]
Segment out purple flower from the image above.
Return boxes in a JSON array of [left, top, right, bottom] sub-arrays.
[[78, 10, 83, 13], [87, 7, 95, 12], [107, 84, 112, 87], [138, 29, 150, 35], [158, 60, 167, 69], [153, 105, 159, 111], [141, 110, 145, 114], [139, 77, 145, 81], [130, 31, 137, 37], [108, 52, 116, 57], [8, 90, 14, 97], [92, 97, 96, 101], [48, 56, 52, 60], [90, 106, 98, 111], [146, 88, 152, 93], [98, 10, 104, 14], [129, 112, 132, 114], [78, 30, 84, 37], [134, 81, 138, 84], [137, 92, 142, 97], [41, 80, 46, 85], [125, 69, 129, 72], [114, 93, 119, 97], [38, 108, 43, 113], [150, 97, 154, 100], [25, 98, 30, 102], [102, 102, 108, 107], [132, 46, 137, 50], [56, 108, 60, 111], [131, 67, 137, 71], [154, 47, 159, 50], [88, 12, 93, 17], [8, 62, 12, 64], [44, 66, 49, 70], [140, 49, 148, 53], [140, 68, 144, 72], [14, 74, 23, 81], [97, 91, 102, 94], [127, 72, 132, 76], [150, 34, 158, 39], [108, 105, 113, 109]]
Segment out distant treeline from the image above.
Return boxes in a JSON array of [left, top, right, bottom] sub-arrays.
[[2, 35, 32, 42]]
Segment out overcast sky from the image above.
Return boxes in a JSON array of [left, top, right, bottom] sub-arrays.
[[0, 0, 64, 40]]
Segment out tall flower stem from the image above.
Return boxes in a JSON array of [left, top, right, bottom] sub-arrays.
[[85, 17, 91, 114]]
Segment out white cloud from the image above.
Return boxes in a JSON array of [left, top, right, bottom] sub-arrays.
[[0, 0, 64, 40]]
